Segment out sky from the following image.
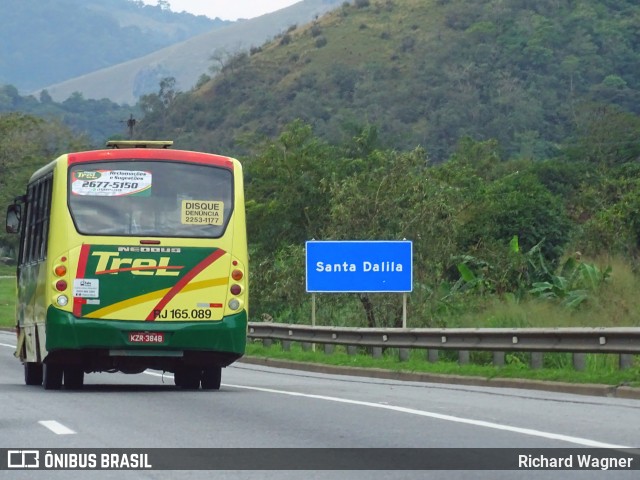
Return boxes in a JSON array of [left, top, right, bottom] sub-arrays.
[[140, 0, 302, 21]]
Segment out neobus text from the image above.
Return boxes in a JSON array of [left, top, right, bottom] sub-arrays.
[[118, 247, 181, 253]]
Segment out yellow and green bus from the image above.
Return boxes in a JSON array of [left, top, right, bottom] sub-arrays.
[[5, 140, 248, 390]]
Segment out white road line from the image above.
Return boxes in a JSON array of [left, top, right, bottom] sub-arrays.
[[143, 370, 630, 448], [39, 420, 76, 435], [223, 383, 631, 449], [225, 383, 632, 449], [0, 350, 628, 448], [0, 342, 15, 348]]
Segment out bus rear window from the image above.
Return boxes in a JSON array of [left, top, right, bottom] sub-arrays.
[[68, 160, 233, 238]]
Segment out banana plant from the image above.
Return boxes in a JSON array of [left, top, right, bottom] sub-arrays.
[[529, 256, 611, 308]]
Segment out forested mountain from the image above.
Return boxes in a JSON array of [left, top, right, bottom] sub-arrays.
[[38, 0, 345, 105], [0, 0, 225, 92], [0, 0, 344, 142], [133, 0, 640, 326], [0, 84, 137, 144], [138, 0, 640, 161]]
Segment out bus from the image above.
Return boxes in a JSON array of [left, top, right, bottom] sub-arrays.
[[5, 140, 248, 390]]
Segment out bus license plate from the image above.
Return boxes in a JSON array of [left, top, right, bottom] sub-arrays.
[[129, 332, 164, 344]]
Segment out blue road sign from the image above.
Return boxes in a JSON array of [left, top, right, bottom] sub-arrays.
[[305, 240, 413, 293]]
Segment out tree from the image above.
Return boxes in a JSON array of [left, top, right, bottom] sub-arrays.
[[323, 147, 463, 326], [245, 120, 337, 252], [564, 103, 640, 167], [138, 77, 179, 135], [244, 121, 340, 318], [0, 113, 89, 256]]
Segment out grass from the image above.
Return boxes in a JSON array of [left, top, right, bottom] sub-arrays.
[[246, 342, 640, 387], [0, 262, 15, 276], [257, 256, 640, 329], [0, 269, 15, 328], [240, 257, 640, 387]]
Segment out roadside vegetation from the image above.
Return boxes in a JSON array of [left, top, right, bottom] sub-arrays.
[[0, 274, 14, 329], [245, 342, 640, 388], [1, 1, 640, 382]]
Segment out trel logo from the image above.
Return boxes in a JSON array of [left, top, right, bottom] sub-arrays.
[[75, 171, 102, 180], [91, 251, 183, 276]]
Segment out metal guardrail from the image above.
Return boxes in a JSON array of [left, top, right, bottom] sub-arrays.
[[247, 323, 640, 355]]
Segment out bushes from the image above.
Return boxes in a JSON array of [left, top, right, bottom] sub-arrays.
[[243, 121, 638, 327]]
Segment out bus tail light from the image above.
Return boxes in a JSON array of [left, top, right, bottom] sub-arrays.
[[228, 299, 240, 311], [54, 265, 67, 277], [55, 280, 67, 291], [230, 284, 242, 296], [57, 295, 69, 307], [231, 269, 243, 281]]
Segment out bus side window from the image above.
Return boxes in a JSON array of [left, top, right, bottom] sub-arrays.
[[22, 174, 53, 265]]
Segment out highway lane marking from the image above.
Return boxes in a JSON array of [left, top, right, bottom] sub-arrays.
[[223, 383, 631, 449], [0, 342, 15, 348], [142, 370, 631, 449], [0, 344, 630, 448], [39, 420, 76, 435]]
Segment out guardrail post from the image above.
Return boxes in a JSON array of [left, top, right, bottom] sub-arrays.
[[458, 350, 469, 365], [399, 348, 410, 362], [372, 347, 383, 359], [347, 345, 357, 356], [531, 352, 543, 369], [493, 351, 505, 367], [573, 353, 586, 371], [301, 342, 312, 352], [619, 354, 633, 370], [324, 344, 334, 355], [263, 339, 273, 348], [282, 340, 291, 352], [427, 349, 439, 363]]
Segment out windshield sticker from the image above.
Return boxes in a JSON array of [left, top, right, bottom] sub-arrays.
[[181, 200, 224, 225], [72, 170, 152, 196]]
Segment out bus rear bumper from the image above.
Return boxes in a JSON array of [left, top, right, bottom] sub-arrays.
[[43, 306, 247, 371]]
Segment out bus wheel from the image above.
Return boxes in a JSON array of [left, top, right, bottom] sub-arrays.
[[64, 367, 84, 390], [201, 367, 221, 390], [24, 362, 43, 386], [175, 367, 200, 389], [43, 363, 63, 390]]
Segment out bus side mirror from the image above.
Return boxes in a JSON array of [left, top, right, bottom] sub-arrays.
[[6, 204, 21, 234]]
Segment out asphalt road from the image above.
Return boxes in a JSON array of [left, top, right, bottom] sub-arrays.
[[0, 330, 638, 480]]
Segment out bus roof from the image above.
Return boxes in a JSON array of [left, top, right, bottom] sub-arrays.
[[106, 140, 173, 149], [27, 144, 237, 184]]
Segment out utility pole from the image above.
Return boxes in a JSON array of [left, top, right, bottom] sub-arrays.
[[120, 114, 136, 139]]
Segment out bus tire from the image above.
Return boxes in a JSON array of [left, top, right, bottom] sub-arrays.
[[24, 362, 43, 386], [43, 363, 63, 390], [64, 367, 84, 390], [176, 367, 200, 389], [173, 369, 184, 387], [201, 367, 221, 390]]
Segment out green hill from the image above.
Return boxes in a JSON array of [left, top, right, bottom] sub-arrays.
[[0, 0, 225, 92], [138, 0, 640, 161], [38, 0, 345, 105]]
